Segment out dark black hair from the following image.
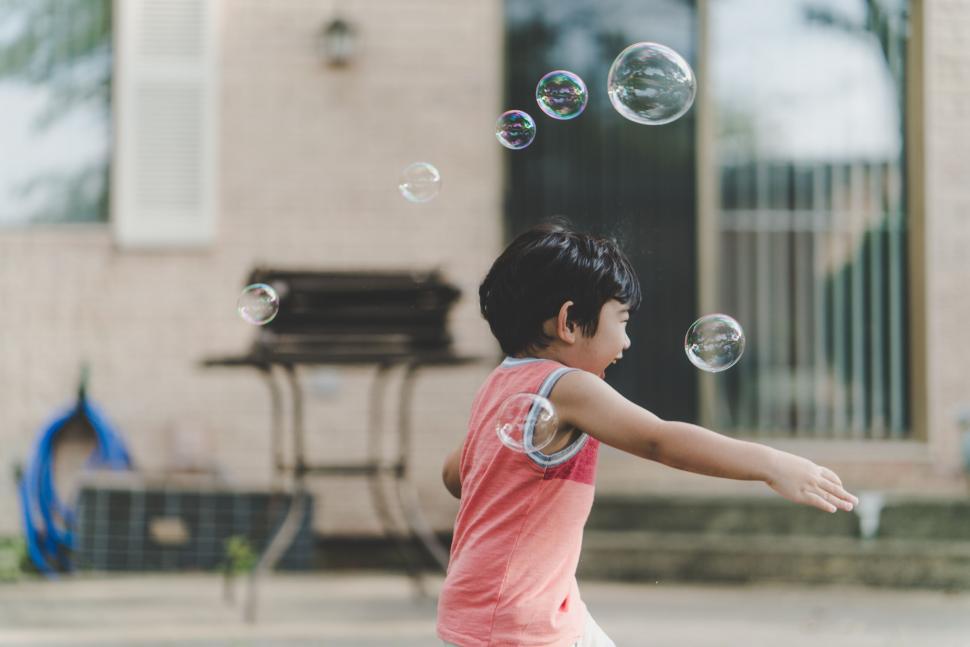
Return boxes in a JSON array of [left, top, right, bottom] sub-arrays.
[[479, 221, 641, 356]]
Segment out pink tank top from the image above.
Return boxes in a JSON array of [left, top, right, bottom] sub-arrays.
[[437, 357, 599, 647]]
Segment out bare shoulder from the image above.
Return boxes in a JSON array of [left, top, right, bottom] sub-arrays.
[[548, 368, 663, 456], [549, 370, 626, 411], [549, 368, 608, 406], [548, 369, 629, 425]]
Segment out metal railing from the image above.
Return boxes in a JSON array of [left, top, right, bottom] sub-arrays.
[[713, 160, 908, 439]]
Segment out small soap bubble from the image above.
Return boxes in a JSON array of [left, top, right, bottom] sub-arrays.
[[607, 42, 696, 125], [496, 110, 536, 150], [684, 313, 745, 372], [237, 283, 279, 326], [398, 162, 441, 203], [535, 70, 588, 120], [495, 392, 559, 453]]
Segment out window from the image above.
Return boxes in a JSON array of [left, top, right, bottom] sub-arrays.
[[0, 0, 218, 247], [0, 0, 112, 225], [704, 0, 912, 439], [504, 0, 700, 423]]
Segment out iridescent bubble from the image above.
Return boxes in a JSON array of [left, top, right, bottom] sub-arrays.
[[398, 162, 441, 203], [495, 392, 560, 453], [237, 283, 279, 326], [496, 110, 536, 150], [684, 314, 745, 373], [535, 70, 588, 120], [607, 42, 696, 125]]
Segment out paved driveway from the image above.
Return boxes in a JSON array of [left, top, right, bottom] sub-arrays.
[[1, 573, 968, 646]]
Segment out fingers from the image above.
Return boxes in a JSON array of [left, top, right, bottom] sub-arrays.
[[805, 491, 838, 513], [817, 466, 859, 507], [821, 471, 857, 507], [819, 481, 859, 510], [820, 467, 843, 486], [818, 480, 858, 512]]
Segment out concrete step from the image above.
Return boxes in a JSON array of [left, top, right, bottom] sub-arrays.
[[587, 495, 860, 537], [303, 495, 970, 590], [587, 494, 970, 541], [577, 495, 970, 589], [578, 529, 970, 589]]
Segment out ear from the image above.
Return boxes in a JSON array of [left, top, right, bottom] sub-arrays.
[[555, 300, 578, 344]]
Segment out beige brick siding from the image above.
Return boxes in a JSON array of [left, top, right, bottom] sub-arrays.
[[923, 0, 970, 476]]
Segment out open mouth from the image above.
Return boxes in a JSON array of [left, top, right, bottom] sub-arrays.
[[600, 359, 620, 379]]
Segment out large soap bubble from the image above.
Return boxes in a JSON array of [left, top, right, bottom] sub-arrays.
[[684, 313, 745, 372], [237, 283, 280, 325], [607, 42, 696, 125], [398, 162, 441, 203], [495, 392, 560, 453], [496, 110, 537, 150], [535, 70, 588, 120]]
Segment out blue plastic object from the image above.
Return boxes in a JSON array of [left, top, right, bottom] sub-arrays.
[[18, 376, 132, 576]]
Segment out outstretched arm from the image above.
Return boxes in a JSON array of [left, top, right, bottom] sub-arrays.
[[551, 371, 858, 513], [442, 444, 462, 499]]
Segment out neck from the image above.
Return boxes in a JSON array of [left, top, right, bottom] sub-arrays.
[[515, 345, 572, 365]]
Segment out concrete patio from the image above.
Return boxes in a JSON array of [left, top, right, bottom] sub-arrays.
[[1, 572, 969, 646]]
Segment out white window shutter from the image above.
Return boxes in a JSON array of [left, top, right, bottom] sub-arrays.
[[112, 0, 219, 248]]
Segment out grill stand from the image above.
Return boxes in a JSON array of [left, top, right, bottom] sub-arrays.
[[202, 353, 477, 623]]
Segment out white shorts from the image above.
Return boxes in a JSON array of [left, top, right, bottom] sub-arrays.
[[442, 609, 616, 647]]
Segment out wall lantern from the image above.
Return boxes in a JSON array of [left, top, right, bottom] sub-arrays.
[[319, 16, 356, 68]]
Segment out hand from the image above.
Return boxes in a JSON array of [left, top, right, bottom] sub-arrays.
[[764, 450, 858, 513]]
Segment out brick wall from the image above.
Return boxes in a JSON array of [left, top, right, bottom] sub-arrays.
[[923, 0, 970, 476]]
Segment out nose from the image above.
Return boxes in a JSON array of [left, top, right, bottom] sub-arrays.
[[623, 332, 631, 350]]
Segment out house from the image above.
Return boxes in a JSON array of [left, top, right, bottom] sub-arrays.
[[1, 1, 967, 578]]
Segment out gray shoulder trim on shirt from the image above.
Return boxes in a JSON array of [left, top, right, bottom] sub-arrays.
[[500, 356, 545, 368], [525, 366, 589, 468]]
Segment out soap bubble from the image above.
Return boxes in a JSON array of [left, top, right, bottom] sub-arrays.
[[398, 162, 441, 203], [496, 110, 536, 150], [237, 283, 279, 325], [607, 42, 696, 125], [495, 392, 560, 453], [684, 314, 745, 372], [535, 70, 588, 120]]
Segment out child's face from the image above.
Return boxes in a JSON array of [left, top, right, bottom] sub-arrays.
[[575, 299, 631, 379]]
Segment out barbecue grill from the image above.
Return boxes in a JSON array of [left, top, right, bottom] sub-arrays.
[[203, 268, 478, 622]]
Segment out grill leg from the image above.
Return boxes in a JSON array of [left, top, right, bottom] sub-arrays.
[[261, 364, 286, 487], [395, 362, 452, 572], [366, 364, 429, 597], [243, 491, 308, 623], [244, 364, 306, 624]]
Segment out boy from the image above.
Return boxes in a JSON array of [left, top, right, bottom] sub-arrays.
[[437, 223, 858, 647]]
